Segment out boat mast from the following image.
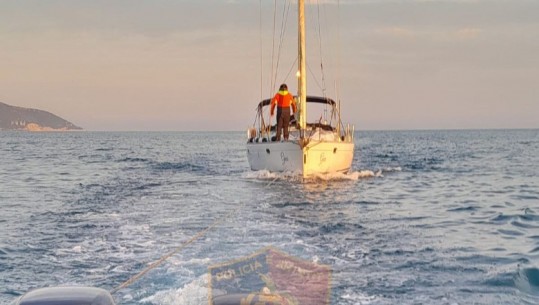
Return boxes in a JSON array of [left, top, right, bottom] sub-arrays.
[[298, 0, 307, 138]]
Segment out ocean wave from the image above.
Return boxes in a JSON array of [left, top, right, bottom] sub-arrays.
[[132, 183, 162, 191], [514, 266, 539, 297], [491, 212, 539, 225], [405, 157, 445, 171], [448, 206, 479, 212], [319, 222, 364, 233], [118, 157, 149, 163], [152, 161, 206, 173]]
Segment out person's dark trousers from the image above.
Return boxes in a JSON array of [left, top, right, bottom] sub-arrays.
[[276, 107, 291, 141]]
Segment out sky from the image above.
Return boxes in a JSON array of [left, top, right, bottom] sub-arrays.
[[0, 0, 538, 131]]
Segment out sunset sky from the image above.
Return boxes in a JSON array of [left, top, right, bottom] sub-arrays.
[[1, 0, 538, 131]]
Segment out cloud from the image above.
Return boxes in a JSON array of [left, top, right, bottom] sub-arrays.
[[372, 26, 483, 42], [376, 26, 416, 38], [454, 28, 483, 40]]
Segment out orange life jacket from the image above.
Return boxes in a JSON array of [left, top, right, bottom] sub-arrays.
[[270, 91, 297, 115]]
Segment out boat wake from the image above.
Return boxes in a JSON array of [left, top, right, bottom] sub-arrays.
[[140, 275, 208, 305], [243, 169, 302, 180], [242, 167, 402, 182], [313, 170, 378, 180]]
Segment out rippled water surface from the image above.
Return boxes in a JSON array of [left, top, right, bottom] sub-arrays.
[[1, 130, 538, 304]]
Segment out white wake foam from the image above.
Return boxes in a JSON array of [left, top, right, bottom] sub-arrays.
[[382, 166, 402, 173], [243, 169, 383, 181], [341, 291, 379, 304], [140, 274, 209, 305], [242, 169, 302, 180], [312, 170, 378, 181], [242, 165, 402, 182]]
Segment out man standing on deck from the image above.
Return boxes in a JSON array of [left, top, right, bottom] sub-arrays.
[[270, 84, 297, 141]]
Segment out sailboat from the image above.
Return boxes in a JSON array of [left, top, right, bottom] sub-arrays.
[[246, 0, 355, 178]]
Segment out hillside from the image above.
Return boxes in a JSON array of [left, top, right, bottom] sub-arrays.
[[0, 102, 82, 131]]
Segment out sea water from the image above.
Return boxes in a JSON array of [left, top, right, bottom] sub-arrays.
[[0, 130, 538, 305]]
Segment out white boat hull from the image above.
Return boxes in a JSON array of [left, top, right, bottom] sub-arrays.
[[247, 141, 303, 173], [303, 141, 355, 176], [246, 140, 354, 177]]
